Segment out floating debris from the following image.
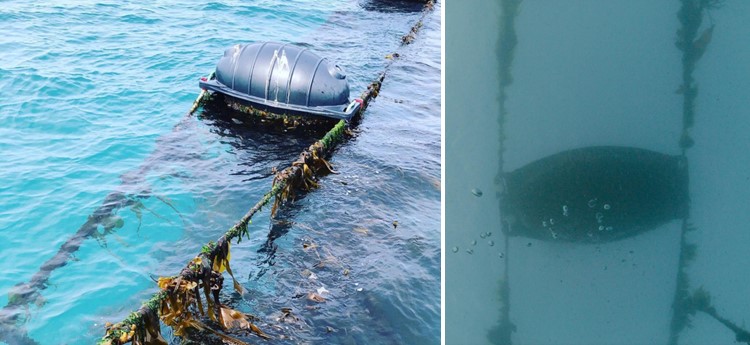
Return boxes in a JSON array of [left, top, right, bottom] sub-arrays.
[[466, 249, 474, 255], [488, 240, 495, 247], [451, 246, 459, 253], [603, 204, 611, 210], [392, 220, 398, 229], [471, 240, 477, 246], [471, 188, 483, 197], [480, 232, 487, 239], [307, 292, 326, 303], [498, 252, 504, 258]]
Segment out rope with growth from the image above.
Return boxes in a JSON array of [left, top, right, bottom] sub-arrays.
[[489, 1, 522, 344], [0, 74, 214, 345], [99, 2, 434, 344], [668, 1, 750, 344]]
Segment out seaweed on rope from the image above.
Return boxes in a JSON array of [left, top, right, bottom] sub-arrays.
[[488, 1, 522, 344], [99, 1, 434, 343], [99, 71, 386, 345], [666, 1, 750, 344]]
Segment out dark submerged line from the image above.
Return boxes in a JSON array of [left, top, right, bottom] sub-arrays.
[[489, 0, 522, 344], [668, 1, 750, 344], [0, 88, 212, 345]]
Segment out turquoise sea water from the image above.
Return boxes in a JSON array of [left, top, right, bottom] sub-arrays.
[[0, 1, 440, 344], [447, 1, 750, 344]]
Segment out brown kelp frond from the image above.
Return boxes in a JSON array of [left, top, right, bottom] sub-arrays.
[[158, 254, 225, 336], [271, 123, 344, 217], [100, 196, 280, 345], [209, 237, 244, 294], [220, 305, 271, 339]]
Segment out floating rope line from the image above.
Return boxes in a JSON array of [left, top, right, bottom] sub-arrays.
[[0, 74, 215, 345], [99, 2, 434, 344], [668, 1, 750, 344]]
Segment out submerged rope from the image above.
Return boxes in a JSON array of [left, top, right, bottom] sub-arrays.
[[668, 1, 750, 344], [0, 75, 214, 345], [489, 1, 522, 344], [99, 2, 435, 343], [668, 1, 711, 343]]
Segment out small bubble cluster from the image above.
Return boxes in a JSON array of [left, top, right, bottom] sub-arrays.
[[451, 232, 498, 255]]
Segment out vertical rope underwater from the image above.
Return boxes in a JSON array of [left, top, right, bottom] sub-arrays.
[[490, 1, 522, 344]]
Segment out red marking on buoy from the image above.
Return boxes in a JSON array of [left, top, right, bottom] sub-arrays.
[[200, 77, 207, 81]]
